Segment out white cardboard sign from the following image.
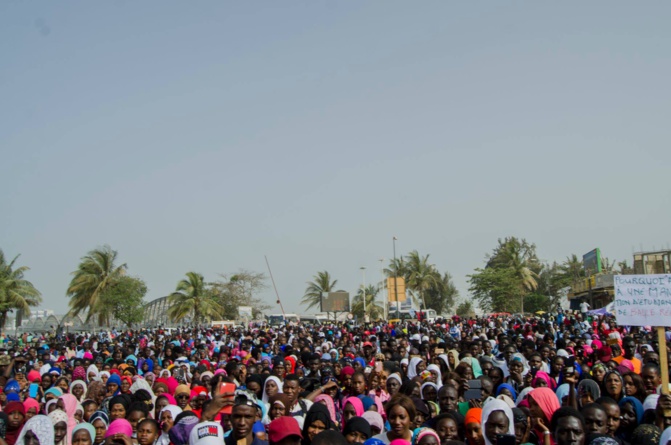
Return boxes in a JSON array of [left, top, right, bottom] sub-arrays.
[[614, 274, 671, 326]]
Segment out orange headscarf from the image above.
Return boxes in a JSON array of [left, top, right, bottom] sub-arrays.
[[465, 407, 483, 425]]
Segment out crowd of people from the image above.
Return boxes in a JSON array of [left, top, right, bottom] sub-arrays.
[[0, 309, 670, 445]]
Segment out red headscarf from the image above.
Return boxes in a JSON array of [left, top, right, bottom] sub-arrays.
[[4, 401, 26, 445], [529, 387, 560, 423]]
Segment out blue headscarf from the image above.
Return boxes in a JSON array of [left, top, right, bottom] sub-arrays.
[[106, 374, 122, 396], [143, 358, 154, 373], [354, 358, 367, 370], [496, 383, 518, 400], [619, 396, 644, 423], [4, 380, 20, 394], [358, 395, 375, 412]]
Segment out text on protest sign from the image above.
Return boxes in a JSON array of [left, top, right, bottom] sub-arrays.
[[614, 274, 671, 326]]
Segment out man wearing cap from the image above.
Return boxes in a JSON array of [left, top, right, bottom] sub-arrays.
[[267, 416, 302, 445]]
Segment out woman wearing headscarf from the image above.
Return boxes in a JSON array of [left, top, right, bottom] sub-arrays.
[[617, 396, 644, 443], [465, 408, 484, 445], [302, 403, 334, 445], [14, 415, 54, 445], [168, 411, 200, 445], [59, 394, 81, 443], [426, 365, 443, 389], [156, 405, 182, 445], [314, 394, 338, 428], [87, 365, 100, 382], [604, 371, 624, 402], [22, 398, 40, 420], [262, 376, 283, 404], [342, 417, 371, 444], [173, 385, 191, 411], [341, 397, 364, 427], [86, 381, 106, 406], [89, 411, 109, 445], [532, 372, 557, 391], [481, 399, 515, 445], [528, 388, 560, 445], [69, 381, 87, 403], [105, 374, 121, 398], [407, 358, 425, 380], [5, 402, 27, 445], [578, 380, 601, 408], [497, 383, 518, 401], [49, 409, 69, 445], [414, 427, 441, 445], [387, 374, 402, 397], [461, 357, 483, 379], [71, 423, 95, 445]]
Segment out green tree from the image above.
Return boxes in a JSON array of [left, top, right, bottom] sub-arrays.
[[405, 251, 440, 311], [485, 237, 540, 313], [456, 300, 474, 317], [167, 272, 223, 324], [102, 276, 147, 328], [0, 250, 42, 332], [301, 271, 337, 311], [469, 266, 521, 312], [384, 251, 458, 315], [66, 245, 126, 325], [424, 271, 459, 315], [210, 270, 272, 320], [351, 285, 384, 320]]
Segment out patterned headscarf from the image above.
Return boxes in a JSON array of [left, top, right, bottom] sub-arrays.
[[15, 415, 54, 445]]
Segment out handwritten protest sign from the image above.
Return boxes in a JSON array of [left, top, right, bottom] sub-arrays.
[[613, 274, 671, 326]]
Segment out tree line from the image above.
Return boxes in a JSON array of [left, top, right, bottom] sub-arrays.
[[0, 245, 272, 331], [302, 250, 460, 319]]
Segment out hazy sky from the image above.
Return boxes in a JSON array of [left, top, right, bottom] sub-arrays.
[[2, 1, 670, 317]]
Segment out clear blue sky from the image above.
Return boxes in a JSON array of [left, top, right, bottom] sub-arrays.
[[2, 1, 670, 315]]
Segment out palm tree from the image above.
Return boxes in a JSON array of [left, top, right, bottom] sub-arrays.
[[0, 250, 41, 332], [67, 245, 126, 325], [404, 250, 440, 311], [167, 272, 223, 324], [488, 237, 539, 313], [562, 254, 584, 282], [301, 271, 337, 311], [351, 285, 384, 320]]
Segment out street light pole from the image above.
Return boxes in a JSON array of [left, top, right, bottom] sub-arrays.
[[360, 266, 366, 321], [393, 236, 399, 320], [379, 258, 385, 320]]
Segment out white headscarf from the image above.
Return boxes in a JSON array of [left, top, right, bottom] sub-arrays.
[[87, 364, 100, 382], [407, 357, 424, 379], [660, 427, 671, 445], [481, 398, 515, 445], [426, 364, 443, 389], [262, 376, 283, 403], [16, 415, 55, 445]]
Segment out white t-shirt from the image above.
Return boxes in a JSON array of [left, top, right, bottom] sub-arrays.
[[580, 302, 590, 313]]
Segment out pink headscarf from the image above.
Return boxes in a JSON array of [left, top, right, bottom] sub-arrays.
[[22, 398, 40, 415], [529, 387, 560, 423], [160, 393, 177, 405], [342, 397, 364, 416], [166, 377, 179, 395], [106, 419, 133, 437], [314, 395, 337, 424], [532, 371, 557, 391], [59, 394, 79, 445]]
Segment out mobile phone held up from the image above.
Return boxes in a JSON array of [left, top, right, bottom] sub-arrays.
[[465, 379, 482, 401], [219, 383, 236, 415], [564, 357, 575, 376], [497, 434, 516, 445]]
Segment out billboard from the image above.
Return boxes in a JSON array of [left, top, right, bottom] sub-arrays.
[[238, 306, 253, 321], [387, 277, 407, 302], [321, 292, 350, 312], [583, 248, 602, 277]]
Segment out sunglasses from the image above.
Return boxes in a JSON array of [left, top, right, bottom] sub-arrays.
[[176, 394, 190, 400]]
